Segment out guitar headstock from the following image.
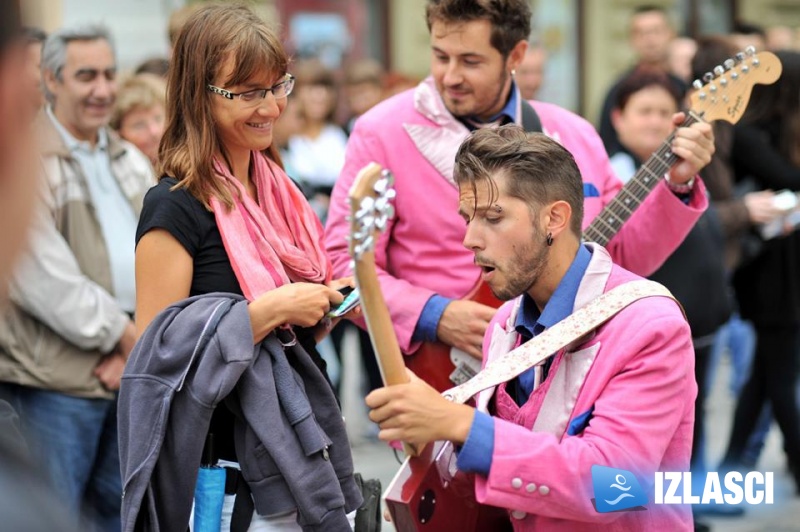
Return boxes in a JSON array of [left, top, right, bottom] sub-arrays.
[[689, 47, 782, 124], [348, 162, 396, 261]]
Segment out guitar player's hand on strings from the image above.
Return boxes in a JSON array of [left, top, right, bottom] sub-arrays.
[[667, 111, 715, 184], [437, 300, 497, 360]]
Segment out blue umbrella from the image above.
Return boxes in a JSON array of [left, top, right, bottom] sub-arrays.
[[194, 434, 225, 532]]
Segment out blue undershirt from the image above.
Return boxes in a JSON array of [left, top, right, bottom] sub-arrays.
[[456, 245, 593, 476]]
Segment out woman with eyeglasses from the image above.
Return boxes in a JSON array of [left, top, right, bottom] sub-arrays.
[[125, 4, 362, 531]]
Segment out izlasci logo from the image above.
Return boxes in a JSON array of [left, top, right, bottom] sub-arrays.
[[655, 471, 773, 505], [591, 465, 648, 513]]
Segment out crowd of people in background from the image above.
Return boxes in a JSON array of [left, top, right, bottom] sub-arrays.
[[0, 0, 800, 530]]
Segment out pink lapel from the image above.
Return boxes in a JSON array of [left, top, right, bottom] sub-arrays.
[[403, 77, 470, 186]]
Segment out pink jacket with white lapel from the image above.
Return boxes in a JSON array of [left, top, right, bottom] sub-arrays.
[[324, 78, 707, 353], [472, 244, 695, 531]]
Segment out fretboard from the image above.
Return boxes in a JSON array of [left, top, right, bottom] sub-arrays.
[[583, 112, 703, 246]]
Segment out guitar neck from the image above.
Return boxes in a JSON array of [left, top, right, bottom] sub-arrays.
[[354, 253, 424, 457], [353, 255, 408, 386], [583, 112, 703, 246]]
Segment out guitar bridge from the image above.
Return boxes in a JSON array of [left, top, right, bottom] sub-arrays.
[[449, 362, 477, 385]]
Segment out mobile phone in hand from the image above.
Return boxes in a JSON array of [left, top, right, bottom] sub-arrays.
[[326, 286, 360, 318]]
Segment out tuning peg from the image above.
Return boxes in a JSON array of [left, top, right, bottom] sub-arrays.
[[692, 79, 703, 90], [703, 72, 714, 83], [380, 169, 395, 186], [724, 59, 735, 70], [714, 65, 725, 76], [745, 46, 756, 55], [374, 179, 389, 194], [735, 52, 745, 62], [752, 56, 761, 67], [720, 77, 728, 87], [375, 197, 389, 212]]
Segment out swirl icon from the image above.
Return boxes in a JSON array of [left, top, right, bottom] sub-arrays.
[[604, 474, 634, 505], [591, 465, 648, 513]]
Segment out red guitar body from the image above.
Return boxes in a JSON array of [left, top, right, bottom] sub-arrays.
[[385, 440, 512, 532], [406, 281, 503, 392]]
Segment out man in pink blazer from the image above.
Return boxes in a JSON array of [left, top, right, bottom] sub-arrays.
[[367, 128, 695, 531], [324, 0, 713, 369]]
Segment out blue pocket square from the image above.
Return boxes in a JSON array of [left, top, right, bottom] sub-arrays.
[[583, 183, 600, 198], [567, 406, 595, 435]]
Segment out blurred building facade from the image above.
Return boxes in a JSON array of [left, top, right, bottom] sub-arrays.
[[22, 0, 800, 124]]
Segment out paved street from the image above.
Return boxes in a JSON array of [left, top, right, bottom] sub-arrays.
[[339, 332, 800, 531]]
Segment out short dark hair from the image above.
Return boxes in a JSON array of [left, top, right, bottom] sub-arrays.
[[425, 0, 531, 58], [614, 67, 683, 111], [135, 56, 169, 78], [21, 26, 46, 44], [632, 4, 667, 17], [732, 21, 766, 38], [454, 125, 584, 236], [0, 0, 21, 52]]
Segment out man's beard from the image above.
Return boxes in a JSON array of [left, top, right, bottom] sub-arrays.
[[445, 67, 511, 120], [490, 228, 549, 301]]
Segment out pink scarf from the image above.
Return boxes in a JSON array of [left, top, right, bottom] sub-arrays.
[[210, 151, 332, 301]]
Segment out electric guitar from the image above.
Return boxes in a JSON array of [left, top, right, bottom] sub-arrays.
[[347, 164, 512, 531], [409, 48, 783, 392]]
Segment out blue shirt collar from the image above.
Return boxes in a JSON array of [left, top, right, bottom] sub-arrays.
[[460, 80, 520, 128], [515, 244, 593, 338]]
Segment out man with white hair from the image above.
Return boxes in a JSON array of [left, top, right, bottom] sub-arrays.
[[0, 23, 152, 530]]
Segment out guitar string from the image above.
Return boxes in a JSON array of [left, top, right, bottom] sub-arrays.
[[584, 113, 701, 246]]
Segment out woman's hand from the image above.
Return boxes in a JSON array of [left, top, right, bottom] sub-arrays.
[[249, 282, 342, 342], [271, 282, 343, 327], [328, 276, 355, 292]]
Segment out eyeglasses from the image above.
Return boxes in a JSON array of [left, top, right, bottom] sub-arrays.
[[206, 74, 295, 105]]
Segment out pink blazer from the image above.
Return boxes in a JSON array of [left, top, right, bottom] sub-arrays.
[[324, 77, 707, 353], [472, 245, 695, 531]]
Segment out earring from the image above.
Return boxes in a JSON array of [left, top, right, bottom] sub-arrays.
[[546, 232, 553, 246], [511, 69, 516, 77]]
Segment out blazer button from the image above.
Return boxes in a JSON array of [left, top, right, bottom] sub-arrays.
[[511, 477, 523, 489], [539, 485, 550, 495], [511, 510, 527, 520], [526, 483, 536, 493]]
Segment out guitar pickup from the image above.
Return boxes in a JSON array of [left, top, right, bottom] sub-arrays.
[[449, 363, 477, 385]]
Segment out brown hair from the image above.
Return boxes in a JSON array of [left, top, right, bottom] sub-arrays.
[[425, 0, 531, 58], [110, 73, 165, 130], [344, 58, 384, 86], [454, 125, 584, 236], [614, 67, 683, 111], [292, 58, 338, 123], [158, 3, 289, 208], [167, 4, 203, 47], [134, 56, 169, 78]]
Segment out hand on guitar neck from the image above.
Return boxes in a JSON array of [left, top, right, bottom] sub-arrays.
[[665, 111, 715, 185], [436, 299, 497, 360]]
